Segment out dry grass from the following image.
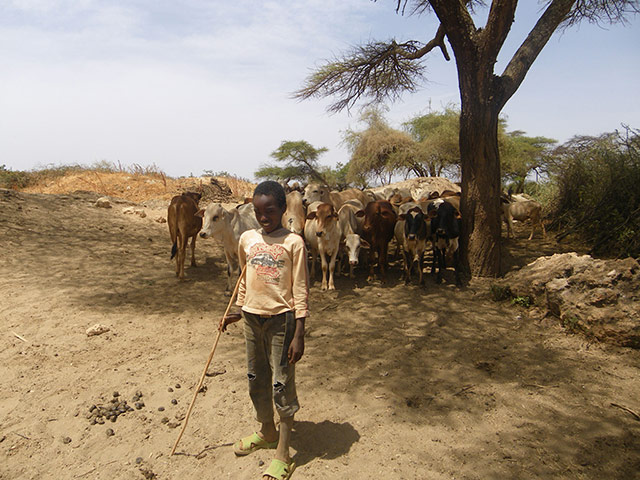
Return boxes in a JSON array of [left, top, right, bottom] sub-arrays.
[[19, 170, 256, 204]]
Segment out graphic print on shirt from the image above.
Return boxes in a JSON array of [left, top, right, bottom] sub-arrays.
[[248, 242, 286, 285]]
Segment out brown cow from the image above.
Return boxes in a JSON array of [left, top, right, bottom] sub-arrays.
[[356, 200, 397, 282], [168, 192, 203, 280]]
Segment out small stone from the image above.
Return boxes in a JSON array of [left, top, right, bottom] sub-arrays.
[[158, 406, 165, 412], [161, 417, 169, 424], [175, 384, 181, 389], [167, 387, 173, 393], [171, 399, 177, 405], [135, 390, 143, 398], [62, 437, 72, 444], [135, 402, 144, 410], [106, 428, 114, 436], [136, 457, 143, 464], [113, 391, 120, 398], [259, 460, 265, 467]]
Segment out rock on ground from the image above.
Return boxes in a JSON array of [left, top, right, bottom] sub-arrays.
[[495, 252, 640, 348]]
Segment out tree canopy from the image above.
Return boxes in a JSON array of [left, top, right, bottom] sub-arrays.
[[255, 140, 330, 185]]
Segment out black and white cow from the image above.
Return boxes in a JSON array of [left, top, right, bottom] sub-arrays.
[[428, 199, 462, 286], [398, 206, 429, 284]]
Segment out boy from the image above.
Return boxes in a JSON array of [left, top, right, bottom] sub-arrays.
[[221, 180, 308, 480]]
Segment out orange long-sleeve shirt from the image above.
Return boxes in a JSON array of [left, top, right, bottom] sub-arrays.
[[236, 227, 309, 319]]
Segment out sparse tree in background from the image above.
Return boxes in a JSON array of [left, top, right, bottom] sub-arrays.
[[404, 107, 461, 177], [343, 108, 415, 185], [500, 131, 556, 193], [255, 140, 331, 186], [295, 0, 639, 277]]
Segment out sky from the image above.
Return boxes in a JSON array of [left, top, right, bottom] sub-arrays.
[[1, 1, 639, 181]]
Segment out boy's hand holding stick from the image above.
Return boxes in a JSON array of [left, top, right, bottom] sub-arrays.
[[170, 265, 247, 456]]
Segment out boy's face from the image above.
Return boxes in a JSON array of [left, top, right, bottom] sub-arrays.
[[253, 194, 285, 233]]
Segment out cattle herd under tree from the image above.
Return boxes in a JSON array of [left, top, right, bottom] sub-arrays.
[[168, 182, 546, 287]]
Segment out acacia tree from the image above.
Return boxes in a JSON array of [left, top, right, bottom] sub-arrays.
[[256, 140, 331, 185], [500, 131, 556, 192], [404, 107, 461, 177], [343, 108, 416, 184], [295, 0, 638, 277]]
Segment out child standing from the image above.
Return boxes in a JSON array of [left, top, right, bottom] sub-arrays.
[[221, 181, 308, 480]]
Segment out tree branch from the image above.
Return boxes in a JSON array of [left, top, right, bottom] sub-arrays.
[[293, 29, 450, 113], [428, 0, 478, 54], [481, 0, 518, 62], [496, 0, 576, 109]]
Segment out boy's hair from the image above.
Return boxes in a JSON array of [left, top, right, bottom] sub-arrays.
[[253, 181, 287, 209]]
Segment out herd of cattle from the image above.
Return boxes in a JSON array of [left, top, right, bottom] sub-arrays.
[[167, 183, 546, 290]]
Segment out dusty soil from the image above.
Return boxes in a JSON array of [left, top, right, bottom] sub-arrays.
[[1, 188, 639, 480]]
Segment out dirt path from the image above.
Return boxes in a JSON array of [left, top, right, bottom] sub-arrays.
[[1, 189, 638, 480]]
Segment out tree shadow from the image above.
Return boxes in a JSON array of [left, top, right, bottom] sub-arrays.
[[291, 420, 360, 467]]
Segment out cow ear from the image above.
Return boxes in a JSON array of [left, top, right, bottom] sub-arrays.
[[195, 209, 205, 218], [306, 211, 317, 220], [360, 239, 371, 249], [355, 210, 365, 218]]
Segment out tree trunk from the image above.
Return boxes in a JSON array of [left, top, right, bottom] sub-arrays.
[[458, 74, 503, 277]]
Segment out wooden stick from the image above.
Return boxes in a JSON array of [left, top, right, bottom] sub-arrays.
[[12, 332, 28, 343], [610, 403, 640, 421], [170, 265, 247, 456]]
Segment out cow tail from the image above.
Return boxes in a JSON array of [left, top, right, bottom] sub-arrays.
[[170, 241, 177, 259]]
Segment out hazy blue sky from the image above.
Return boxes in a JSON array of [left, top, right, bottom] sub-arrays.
[[1, 1, 638, 180]]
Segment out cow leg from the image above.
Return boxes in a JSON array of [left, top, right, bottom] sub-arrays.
[[178, 232, 189, 279], [435, 248, 445, 284], [367, 248, 376, 282], [319, 250, 329, 291], [402, 249, 411, 284], [430, 241, 437, 275], [380, 243, 389, 282], [417, 250, 424, 285], [541, 220, 546, 238], [190, 235, 197, 266], [328, 251, 338, 291]]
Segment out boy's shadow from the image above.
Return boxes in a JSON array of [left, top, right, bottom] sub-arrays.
[[291, 420, 360, 466]]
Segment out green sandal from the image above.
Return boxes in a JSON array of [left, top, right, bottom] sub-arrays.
[[263, 459, 296, 480], [233, 432, 278, 456]]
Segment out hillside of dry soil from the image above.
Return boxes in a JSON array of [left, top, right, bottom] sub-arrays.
[[0, 187, 639, 480]]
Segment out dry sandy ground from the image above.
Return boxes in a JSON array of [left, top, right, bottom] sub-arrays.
[[1, 188, 639, 480]]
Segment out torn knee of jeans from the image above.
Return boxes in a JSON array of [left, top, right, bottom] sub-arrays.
[[247, 373, 256, 381], [273, 381, 285, 393]]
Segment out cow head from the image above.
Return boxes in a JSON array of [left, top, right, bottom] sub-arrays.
[[302, 183, 329, 207], [399, 207, 427, 243], [197, 203, 229, 239], [183, 191, 202, 204], [428, 200, 461, 239], [344, 233, 370, 265], [306, 203, 337, 238]]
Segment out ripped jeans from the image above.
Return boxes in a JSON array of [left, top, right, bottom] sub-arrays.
[[242, 310, 299, 422]]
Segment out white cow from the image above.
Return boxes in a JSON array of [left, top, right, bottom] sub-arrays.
[[502, 199, 546, 240], [197, 202, 260, 292], [337, 202, 368, 278], [304, 203, 342, 291]]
